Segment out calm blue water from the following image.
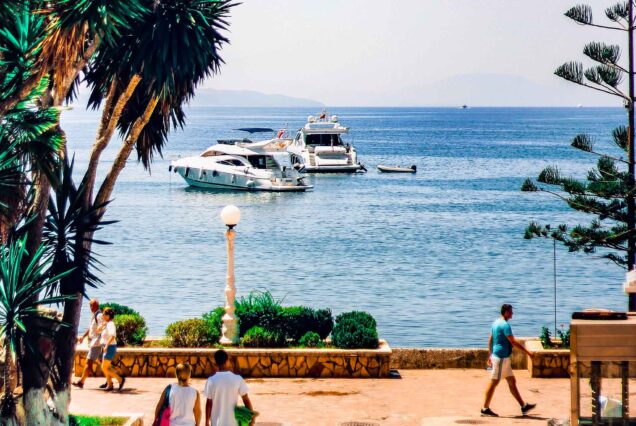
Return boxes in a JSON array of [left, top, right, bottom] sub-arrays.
[[61, 106, 628, 348]]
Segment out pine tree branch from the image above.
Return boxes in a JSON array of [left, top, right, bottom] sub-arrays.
[[576, 80, 629, 99], [534, 187, 627, 221]]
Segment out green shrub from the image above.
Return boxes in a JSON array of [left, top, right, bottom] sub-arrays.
[[166, 318, 217, 348], [331, 311, 378, 349], [282, 306, 315, 341], [235, 290, 285, 337], [202, 307, 225, 340], [281, 306, 334, 342], [240, 326, 285, 348], [298, 331, 323, 348], [113, 314, 147, 346], [313, 308, 334, 339], [540, 326, 552, 349], [101, 302, 138, 316], [557, 328, 570, 349]]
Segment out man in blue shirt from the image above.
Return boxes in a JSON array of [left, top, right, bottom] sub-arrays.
[[481, 304, 536, 417]]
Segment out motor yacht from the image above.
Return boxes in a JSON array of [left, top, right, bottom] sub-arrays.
[[287, 111, 365, 173], [169, 138, 312, 192]]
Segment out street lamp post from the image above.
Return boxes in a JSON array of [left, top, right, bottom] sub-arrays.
[[219, 205, 241, 345]]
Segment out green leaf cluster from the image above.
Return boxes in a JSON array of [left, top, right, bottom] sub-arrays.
[[331, 311, 379, 350]]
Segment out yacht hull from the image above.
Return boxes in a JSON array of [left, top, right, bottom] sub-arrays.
[[173, 166, 311, 192], [303, 165, 364, 173], [183, 176, 311, 192]]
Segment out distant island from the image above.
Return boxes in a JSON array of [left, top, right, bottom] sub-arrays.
[[187, 89, 324, 108], [69, 87, 323, 108]]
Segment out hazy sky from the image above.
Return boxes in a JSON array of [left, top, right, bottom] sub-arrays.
[[206, 1, 628, 106]]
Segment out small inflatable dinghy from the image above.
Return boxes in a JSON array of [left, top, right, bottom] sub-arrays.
[[377, 164, 417, 173]]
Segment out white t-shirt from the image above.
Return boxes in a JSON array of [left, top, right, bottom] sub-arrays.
[[88, 311, 104, 348], [203, 371, 249, 426], [169, 384, 198, 426], [101, 321, 117, 346]]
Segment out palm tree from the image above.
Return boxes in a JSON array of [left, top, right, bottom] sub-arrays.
[[0, 0, 237, 420]]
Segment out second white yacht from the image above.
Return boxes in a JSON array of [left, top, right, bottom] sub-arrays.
[[287, 111, 365, 173]]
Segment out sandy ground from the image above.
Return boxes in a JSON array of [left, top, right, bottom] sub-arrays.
[[69, 369, 570, 425]]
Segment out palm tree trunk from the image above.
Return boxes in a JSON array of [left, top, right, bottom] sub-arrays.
[[0, 71, 45, 120], [84, 75, 142, 204], [94, 96, 159, 211]]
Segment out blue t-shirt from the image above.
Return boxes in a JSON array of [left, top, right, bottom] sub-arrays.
[[491, 318, 513, 358]]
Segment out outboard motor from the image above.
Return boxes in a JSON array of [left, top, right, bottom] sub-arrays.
[[411, 165, 417, 172]]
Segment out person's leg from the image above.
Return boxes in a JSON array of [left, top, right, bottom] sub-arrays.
[[506, 376, 525, 406], [102, 359, 114, 387], [483, 379, 499, 409], [80, 359, 94, 383]]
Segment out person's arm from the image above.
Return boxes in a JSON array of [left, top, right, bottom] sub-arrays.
[[241, 394, 254, 412], [486, 332, 493, 366], [205, 398, 212, 426], [193, 391, 201, 426], [507, 335, 533, 357], [153, 387, 167, 422], [77, 328, 89, 343]]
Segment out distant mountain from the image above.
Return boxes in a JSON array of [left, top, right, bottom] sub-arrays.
[[69, 87, 323, 108], [187, 89, 323, 107], [392, 73, 618, 107]]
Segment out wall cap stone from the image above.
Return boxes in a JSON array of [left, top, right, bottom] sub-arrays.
[[76, 339, 391, 356]]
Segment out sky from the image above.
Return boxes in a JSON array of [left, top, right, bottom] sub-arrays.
[[205, 0, 629, 106]]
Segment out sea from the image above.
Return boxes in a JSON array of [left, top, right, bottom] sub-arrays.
[[61, 106, 628, 348]]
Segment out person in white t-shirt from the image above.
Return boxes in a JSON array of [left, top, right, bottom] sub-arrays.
[[154, 363, 201, 426], [203, 350, 256, 426], [73, 299, 103, 389], [97, 307, 125, 391]]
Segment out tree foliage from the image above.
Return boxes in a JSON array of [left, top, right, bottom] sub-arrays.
[[523, 2, 636, 268]]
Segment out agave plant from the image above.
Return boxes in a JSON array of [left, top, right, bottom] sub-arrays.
[[0, 236, 71, 421]]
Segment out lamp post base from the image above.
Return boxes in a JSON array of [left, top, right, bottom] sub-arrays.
[[219, 336, 238, 346]]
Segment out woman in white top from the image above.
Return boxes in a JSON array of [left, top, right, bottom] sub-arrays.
[[98, 307, 125, 391], [154, 363, 201, 426]]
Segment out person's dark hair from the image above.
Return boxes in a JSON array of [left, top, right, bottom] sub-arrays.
[[214, 349, 229, 366], [103, 307, 115, 318], [501, 304, 513, 315]]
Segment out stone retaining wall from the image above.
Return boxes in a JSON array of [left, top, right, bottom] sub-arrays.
[[391, 338, 530, 370], [525, 340, 570, 378], [74, 341, 392, 379]]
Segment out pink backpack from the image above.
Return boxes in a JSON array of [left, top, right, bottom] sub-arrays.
[[152, 385, 172, 426]]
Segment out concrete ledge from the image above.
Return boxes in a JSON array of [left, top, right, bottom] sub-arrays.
[[74, 340, 392, 378], [391, 338, 530, 370]]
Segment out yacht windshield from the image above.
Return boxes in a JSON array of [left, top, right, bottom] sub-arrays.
[[247, 155, 277, 169], [306, 134, 343, 147], [217, 159, 245, 166]]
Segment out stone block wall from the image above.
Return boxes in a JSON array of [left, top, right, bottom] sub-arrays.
[[391, 338, 530, 370], [524, 340, 570, 378], [74, 341, 392, 379]]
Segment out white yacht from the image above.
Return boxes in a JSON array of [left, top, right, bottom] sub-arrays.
[[169, 138, 312, 192], [288, 112, 365, 173]]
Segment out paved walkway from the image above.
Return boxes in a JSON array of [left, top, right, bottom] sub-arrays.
[[69, 369, 570, 425]]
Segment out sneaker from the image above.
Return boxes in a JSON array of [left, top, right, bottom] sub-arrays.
[[98, 382, 108, 389], [481, 408, 499, 417], [71, 381, 83, 389], [521, 403, 536, 415], [103, 386, 114, 392], [118, 376, 126, 391]]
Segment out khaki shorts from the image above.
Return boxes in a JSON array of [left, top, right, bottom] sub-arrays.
[[87, 345, 102, 361], [490, 355, 514, 380]]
